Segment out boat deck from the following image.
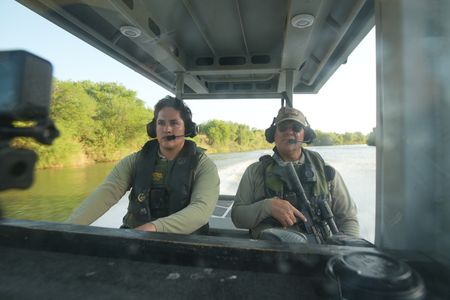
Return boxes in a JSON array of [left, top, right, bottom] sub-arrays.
[[0, 219, 449, 299], [0, 219, 337, 299], [0, 246, 326, 299]]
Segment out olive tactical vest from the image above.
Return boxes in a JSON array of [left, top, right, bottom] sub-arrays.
[[122, 139, 208, 234], [259, 149, 335, 229]]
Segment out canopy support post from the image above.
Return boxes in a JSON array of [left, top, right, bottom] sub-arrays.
[[175, 72, 184, 99]]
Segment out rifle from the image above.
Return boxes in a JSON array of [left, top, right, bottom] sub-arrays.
[[284, 162, 340, 244]]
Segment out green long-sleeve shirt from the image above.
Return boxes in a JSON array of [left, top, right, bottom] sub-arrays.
[[231, 152, 360, 238], [66, 150, 220, 234]]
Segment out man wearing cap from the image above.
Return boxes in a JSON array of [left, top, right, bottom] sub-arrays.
[[231, 107, 359, 239]]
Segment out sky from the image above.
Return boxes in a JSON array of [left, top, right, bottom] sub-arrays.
[[1, 0, 376, 134]]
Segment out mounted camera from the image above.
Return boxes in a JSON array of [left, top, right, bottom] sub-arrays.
[[0, 50, 59, 191]]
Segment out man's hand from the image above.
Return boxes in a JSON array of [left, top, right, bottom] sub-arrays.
[[271, 197, 307, 228], [135, 222, 157, 232]]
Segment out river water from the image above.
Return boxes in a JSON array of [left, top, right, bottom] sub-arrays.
[[0, 144, 375, 242]]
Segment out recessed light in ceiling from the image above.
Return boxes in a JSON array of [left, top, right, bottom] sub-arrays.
[[120, 25, 142, 38], [291, 14, 315, 29]]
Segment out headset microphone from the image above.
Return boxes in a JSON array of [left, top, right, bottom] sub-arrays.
[[288, 139, 304, 144], [165, 135, 185, 141]]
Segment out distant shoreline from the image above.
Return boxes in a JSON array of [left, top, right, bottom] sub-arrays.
[[35, 143, 371, 170]]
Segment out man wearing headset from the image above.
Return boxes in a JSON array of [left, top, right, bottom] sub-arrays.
[[66, 96, 219, 234], [231, 107, 359, 239]]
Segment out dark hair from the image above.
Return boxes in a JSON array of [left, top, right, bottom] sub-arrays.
[[147, 96, 197, 138]]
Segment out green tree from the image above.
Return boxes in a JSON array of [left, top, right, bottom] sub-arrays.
[[78, 81, 152, 161], [201, 120, 232, 145], [51, 79, 98, 143], [15, 79, 154, 167]]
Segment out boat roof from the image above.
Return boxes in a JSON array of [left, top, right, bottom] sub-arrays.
[[17, 0, 374, 100]]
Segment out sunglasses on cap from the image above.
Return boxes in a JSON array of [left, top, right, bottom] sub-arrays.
[[277, 122, 304, 132]]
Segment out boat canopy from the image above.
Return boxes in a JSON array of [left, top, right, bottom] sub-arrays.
[[17, 0, 374, 101]]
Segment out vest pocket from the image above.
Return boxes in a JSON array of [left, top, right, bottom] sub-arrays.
[[149, 188, 169, 218], [127, 190, 150, 223]]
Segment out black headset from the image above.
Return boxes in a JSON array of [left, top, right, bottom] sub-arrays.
[[264, 92, 316, 144], [146, 96, 198, 138], [264, 117, 316, 144]]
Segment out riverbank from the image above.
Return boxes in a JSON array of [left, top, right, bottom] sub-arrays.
[[31, 135, 272, 169], [32, 137, 372, 169], [13, 80, 370, 169]]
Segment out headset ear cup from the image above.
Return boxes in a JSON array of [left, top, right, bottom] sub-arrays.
[[186, 121, 198, 138], [265, 117, 277, 143], [265, 125, 275, 143], [304, 127, 316, 144], [147, 120, 156, 138]]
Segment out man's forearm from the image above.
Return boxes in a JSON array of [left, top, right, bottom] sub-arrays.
[[231, 198, 272, 229]]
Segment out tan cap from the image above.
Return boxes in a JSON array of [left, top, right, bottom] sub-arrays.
[[275, 107, 306, 126]]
